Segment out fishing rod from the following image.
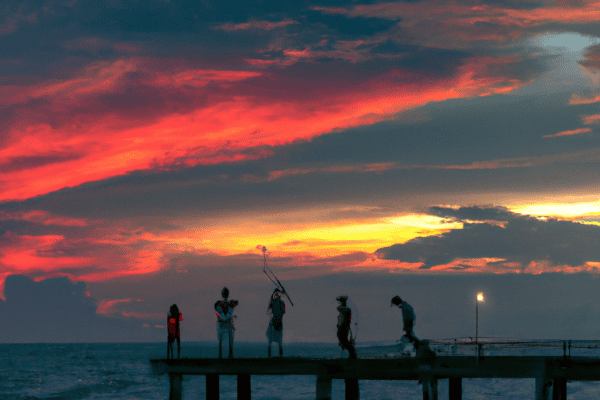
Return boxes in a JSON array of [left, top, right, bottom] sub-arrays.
[[261, 246, 294, 306]]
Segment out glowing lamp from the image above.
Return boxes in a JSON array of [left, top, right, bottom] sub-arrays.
[[476, 292, 484, 343]]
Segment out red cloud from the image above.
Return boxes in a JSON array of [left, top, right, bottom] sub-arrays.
[[1, 53, 531, 202], [0, 218, 169, 299]]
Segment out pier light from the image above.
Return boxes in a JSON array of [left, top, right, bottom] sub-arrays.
[[476, 292, 484, 344]]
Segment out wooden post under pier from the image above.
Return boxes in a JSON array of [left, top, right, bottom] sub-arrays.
[[168, 373, 182, 400], [316, 376, 332, 400], [150, 356, 600, 400], [237, 374, 251, 400], [553, 378, 567, 400], [344, 378, 359, 400], [448, 377, 461, 400], [206, 373, 219, 400]]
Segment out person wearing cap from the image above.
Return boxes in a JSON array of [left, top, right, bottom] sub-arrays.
[[336, 295, 357, 359], [391, 295, 420, 350], [266, 288, 286, 357]]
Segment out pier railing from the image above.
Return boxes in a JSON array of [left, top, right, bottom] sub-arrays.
[[150, 354, 600, 400]]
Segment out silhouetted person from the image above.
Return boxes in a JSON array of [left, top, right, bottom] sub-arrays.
[[391, 295, 420, 351], [336, 295, 357, 359], [215, 287, 238, 359], [266, 288, 286, 357], [167, 304, 183, 359]]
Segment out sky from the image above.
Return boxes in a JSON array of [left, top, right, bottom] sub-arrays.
[[2, 0, 600, 344]]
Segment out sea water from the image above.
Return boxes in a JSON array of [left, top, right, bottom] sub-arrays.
[[2, 341, 600, 399]]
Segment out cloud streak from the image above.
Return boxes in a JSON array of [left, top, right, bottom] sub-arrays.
[[543, 127, 592, 138], [214, 20, 299, 31]]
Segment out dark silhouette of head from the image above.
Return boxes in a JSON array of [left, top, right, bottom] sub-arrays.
[[272, 288, 282, 300], [221, 287, 229, 299], [170, 304, 179, 316], [391, 296, 402, 306], [336, 295, 348, 306]]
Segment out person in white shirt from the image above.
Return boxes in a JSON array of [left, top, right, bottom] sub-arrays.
[[266, 288, 286, 357], [214, 287, 238, 359]]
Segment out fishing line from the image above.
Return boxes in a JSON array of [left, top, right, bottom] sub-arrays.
[[260, 246, 294, 306]]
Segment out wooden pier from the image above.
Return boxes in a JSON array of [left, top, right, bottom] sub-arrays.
[[150, 355, 600, 400]]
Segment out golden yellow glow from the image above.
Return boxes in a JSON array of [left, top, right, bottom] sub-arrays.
[[175, 210, 463, 257], [477, 292, 484, 302], [510, 200, 600, 218]]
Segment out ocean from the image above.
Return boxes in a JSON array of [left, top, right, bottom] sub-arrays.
[[2, 341, 600, 399]]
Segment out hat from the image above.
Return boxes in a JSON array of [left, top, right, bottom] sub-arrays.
[[336, 295, 348, 302]]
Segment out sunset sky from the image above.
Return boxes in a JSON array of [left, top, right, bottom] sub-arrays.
[[2, 0, 600, 343]]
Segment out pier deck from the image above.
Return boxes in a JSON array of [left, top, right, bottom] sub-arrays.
[[150, 356, 600, 400]]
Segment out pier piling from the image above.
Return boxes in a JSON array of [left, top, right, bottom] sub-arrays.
[[344, 378, 359, 400], [552, 378, 567, 400], [168, 373, 182, 400], [448, 377, 462, 400], [316, 376, 332, 400], [237, 374, 251, 400], [206, 373, 219, 400]]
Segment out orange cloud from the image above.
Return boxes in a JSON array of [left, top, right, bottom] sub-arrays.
[[569, 94, 600, 105], [542, 128, 592, 138], [582, 114, 600, 124], [0, 55, 531, 202]]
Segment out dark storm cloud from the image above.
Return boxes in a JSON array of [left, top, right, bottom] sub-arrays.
[[0, 275, 163, 342], [263, 90, 596, 168], [305, 9, 397, 38], [427, 205, 516, 222], [377, 206, 600, 269]]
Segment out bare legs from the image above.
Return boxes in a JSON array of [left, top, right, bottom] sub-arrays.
[[267, 342, 283, 358], [167, 339, 180, 359], [218, 331, 234, 359]]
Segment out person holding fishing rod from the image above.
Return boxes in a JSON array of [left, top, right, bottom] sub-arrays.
[[266, 288, 286, 357], [260, 245, 294, 358], [215, 287, 238, 359]]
